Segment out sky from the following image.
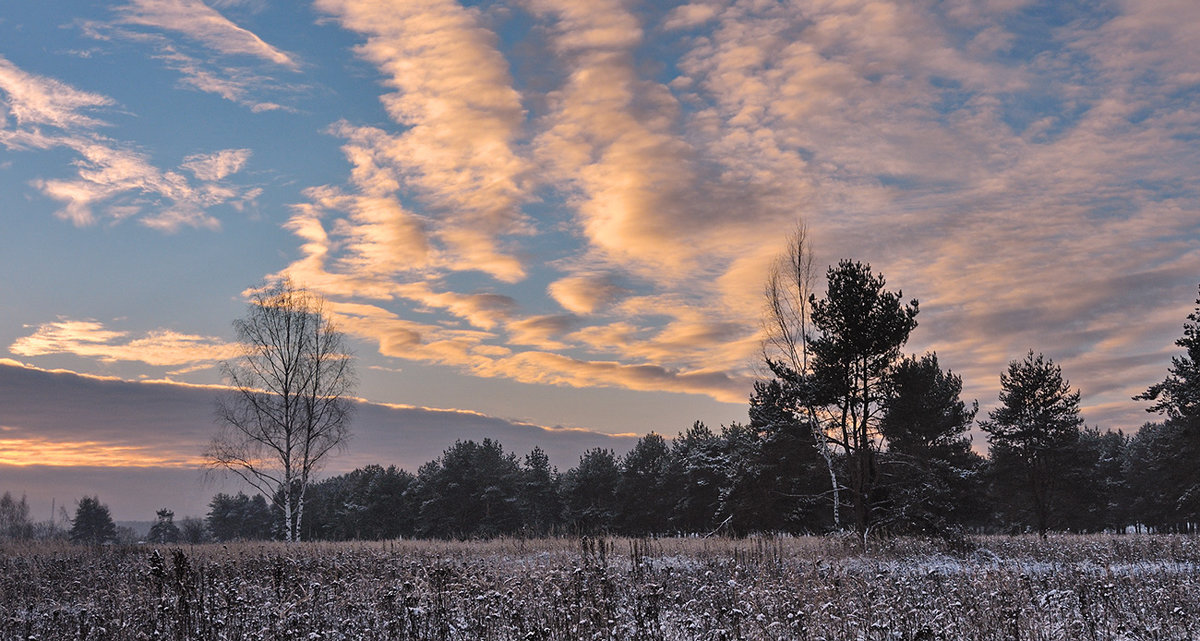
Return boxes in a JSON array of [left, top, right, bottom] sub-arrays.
[[1, 0, 1198, 520]]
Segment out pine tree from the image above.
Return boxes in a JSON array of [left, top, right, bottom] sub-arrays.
[[879, 353, 984, 535], [804, 260, 919, 539], [1123, 422, 1200, 532], [748, 378, 833, 532], [147, 508, 180, 543], [669, 422, 724, 533], [981, 352, 1083, 536], [1133, 286, 1200, 532], [561, 448, 620, 534], [69, 496, 116, 545], [519, 447, 562, 536], [206, 492, 273, 541], [414, 439, 522, 539], [1136, 285, 1200, 426], [615, 433, 673, 535]]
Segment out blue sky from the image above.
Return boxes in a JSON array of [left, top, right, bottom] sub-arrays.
[[2, 0, 1198, 519]]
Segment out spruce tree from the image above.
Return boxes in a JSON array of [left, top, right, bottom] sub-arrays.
[[69, 496, 116, 545]]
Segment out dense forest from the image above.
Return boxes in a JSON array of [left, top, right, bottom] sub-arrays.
[[3, 260, 1198, 544]]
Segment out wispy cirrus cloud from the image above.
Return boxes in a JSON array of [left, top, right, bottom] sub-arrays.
[[0, 55, 260, 231], [82, 0, 300, 111], [32, 137, 229, 230], [0, 57, 113, 129], [181, 148, 251, 181], [9, 319, 238, 372], [113, 0, 297, 68], [151, 44, 287, 111]]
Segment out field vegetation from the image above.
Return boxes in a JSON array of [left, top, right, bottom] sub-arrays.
[[3, 534, 1198, 640]]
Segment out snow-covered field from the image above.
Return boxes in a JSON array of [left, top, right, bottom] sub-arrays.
[[3, 535, 1197, 640]]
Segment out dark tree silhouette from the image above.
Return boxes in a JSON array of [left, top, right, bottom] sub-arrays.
[[1132, 286, 1200, 532], [179, 517, 210, 544], [519, 447, 562, 536], [147, 508, 180, 544], [414, 439, 522, 539], [69, 496, 116, 545], [1136, 285, 1200, 426], [713, 422, 769, 534], [981, 351, 1083, 537], [805, 260, 918, 539], [879, 353, 984, 534], [669, 422, 723, 533], [747, 379, 833, 532], [303, 465, 415, 540], [615, 433, 674, 535], [561, 448, 620, 533], [1123, 421, 1200, 532], [207, 492, 274, 541], [1058, 428, 1128, 532]]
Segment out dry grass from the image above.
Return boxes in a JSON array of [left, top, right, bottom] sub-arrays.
[[2, 534, 1198, 640]]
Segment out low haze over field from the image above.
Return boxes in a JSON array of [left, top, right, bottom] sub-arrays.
[[2, 0, 1198, 518]]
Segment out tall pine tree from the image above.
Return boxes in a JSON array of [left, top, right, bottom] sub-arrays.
[[981, 351, 1083, 536], [804, 260, 919, 539]]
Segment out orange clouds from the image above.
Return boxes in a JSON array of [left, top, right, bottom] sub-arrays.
[[268, 0, 768, 405], [9, 320, 239, 372], [548, 274, 627, 315], [315, 0, 533, 283], [0, 437, 201, 468], [12, 0, 1182, 432]]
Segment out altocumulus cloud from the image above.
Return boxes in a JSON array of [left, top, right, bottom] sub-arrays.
[[3, 0, 1199, 443], [268, 0, 1200, 432]]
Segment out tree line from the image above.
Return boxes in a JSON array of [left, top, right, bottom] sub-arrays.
[[284, 256, 1196, 541], [4, 248, 1198, 544]]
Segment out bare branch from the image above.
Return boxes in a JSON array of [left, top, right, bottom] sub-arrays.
[[204, 277, 355, 542]]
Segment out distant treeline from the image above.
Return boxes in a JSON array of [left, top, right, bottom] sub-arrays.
[[4, 261, 1198, 544], [1, 412, 1193, 545], [200, 416, 1185, 542]]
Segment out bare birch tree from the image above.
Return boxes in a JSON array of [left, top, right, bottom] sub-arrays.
[[206, 278, 355, 542], [761, 223, 841, 530]]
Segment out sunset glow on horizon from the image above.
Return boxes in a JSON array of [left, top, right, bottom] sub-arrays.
[[0, 437, 203, 469], [2, 0, 1199, 519]]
